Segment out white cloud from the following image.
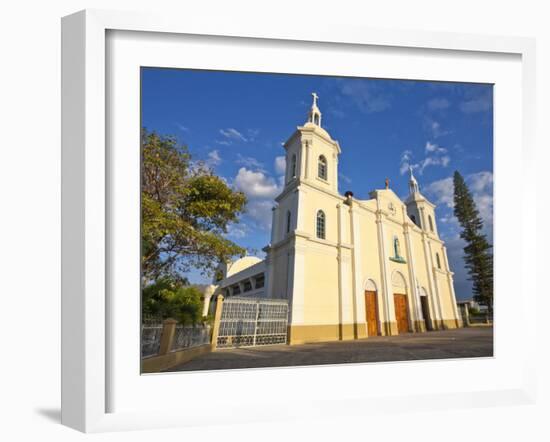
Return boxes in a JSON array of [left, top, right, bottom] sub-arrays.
[[217, 128, 260, 146], [246, 200, 274, 230], [425, 141, 447, 154], [400, 162, 411, 176], [246, 129, 260, 142], [460, 91, 492, 113], [427, 97, 450, 110], [399, 150, 413, 175], [468, 171, 493, 193], [424, 176, 455, 208], [235, 154, 265, 170], [329, 108, 346, 118], [227, 223, 249, 239], [400, 146, 450, 176], [426, 119, 451, 139], [206, 149, 222, 167], [339, 173, 352, 184], [420, 155, 450, 173], [338, 79, 391, 113], [274, 156, 286, 175], [474, 193, 494, 227], [176, 123, 189, 132], [220, 128, 247, 142], [234, 167, 281, 199]]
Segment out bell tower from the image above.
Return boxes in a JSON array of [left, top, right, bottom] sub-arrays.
[[405, 166, 439, 237], [270, 92, 345, 248], [281, 93, 341, 195]]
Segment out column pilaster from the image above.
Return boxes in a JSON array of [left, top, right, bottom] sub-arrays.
[[350, 204, 366, 339], [402, 215, 424, 332], [376, 206, 397, 335], [421, 233, 440, 330]]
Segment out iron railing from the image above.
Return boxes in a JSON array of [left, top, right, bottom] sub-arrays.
[[141, 324, 163, 358], [217, 297, 288, 348], [171, 324, 211, 351]]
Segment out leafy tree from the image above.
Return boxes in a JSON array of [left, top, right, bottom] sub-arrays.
[[141, 129, 247, 282], [453, 171, 493, 313], [142, 277, 204, 325]]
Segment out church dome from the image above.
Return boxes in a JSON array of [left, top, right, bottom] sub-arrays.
[[226, 256, 262, 277]]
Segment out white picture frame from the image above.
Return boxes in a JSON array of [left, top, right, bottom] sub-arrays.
[[61, 9, 537, 433]]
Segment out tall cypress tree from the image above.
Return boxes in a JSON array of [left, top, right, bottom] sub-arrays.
[[453, 171, 493, 314]]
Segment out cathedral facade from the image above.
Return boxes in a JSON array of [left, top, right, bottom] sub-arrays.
[[208, 94, 462, 344]]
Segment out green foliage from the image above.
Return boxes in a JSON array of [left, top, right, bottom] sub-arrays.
[[142, 277, 204, 325], [141, 128, 247, 282], [468, 306, 480, 316], [453, 171, 493, 313], [202, 314, 215, 327]]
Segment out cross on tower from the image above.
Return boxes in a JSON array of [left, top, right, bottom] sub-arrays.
[[312, 92, 319, 107]]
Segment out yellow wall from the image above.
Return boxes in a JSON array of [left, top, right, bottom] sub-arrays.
[[300, 186, 340, 243], [410, 230, 431, 296], [271, 247, 289, 299], [302, 244, 340, 325], [358, 209, 381, 289]]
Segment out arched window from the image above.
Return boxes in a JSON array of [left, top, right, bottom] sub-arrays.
[[316, 210, 326, 239], [436, 252, 441, 269], [318, 155, 327, 180], [428, 215, 434, 232], [291, 154, 297, 178], [286, 210, 291, 234], [410, 214, 417, 226]]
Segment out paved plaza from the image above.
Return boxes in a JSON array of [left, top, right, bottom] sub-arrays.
[[165, 326, 493, 372]]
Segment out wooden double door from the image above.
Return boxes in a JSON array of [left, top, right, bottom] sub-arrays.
[[393, 293, 410, 333], [364, 290, 379, 337]]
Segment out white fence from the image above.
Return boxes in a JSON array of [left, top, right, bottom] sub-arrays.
[[141, 322, 211, 358], [171, 324, 211, 351], [216, 297, 289, 348], [141, 324, 163, 358]]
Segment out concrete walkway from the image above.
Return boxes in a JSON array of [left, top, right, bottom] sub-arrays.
[[165, 326, 493, 372]]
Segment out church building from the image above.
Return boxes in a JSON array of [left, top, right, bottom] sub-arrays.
[[206, 93, 463, 344]]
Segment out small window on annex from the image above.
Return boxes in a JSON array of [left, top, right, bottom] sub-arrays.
[[254, 274, 265, 289], [316, 210, 326, 239], [318, 155, 327, 180]]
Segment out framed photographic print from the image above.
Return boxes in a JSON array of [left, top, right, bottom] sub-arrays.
[[61, 9, 537, 433]]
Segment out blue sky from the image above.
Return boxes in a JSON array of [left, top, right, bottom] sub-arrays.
[[141, 68, 493, 301]]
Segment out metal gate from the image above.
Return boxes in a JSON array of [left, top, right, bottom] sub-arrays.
[[217, 297, 288, 348]]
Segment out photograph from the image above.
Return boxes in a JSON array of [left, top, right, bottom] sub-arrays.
[[1, 0, 545, 438], [139, 68, 494, 373]]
